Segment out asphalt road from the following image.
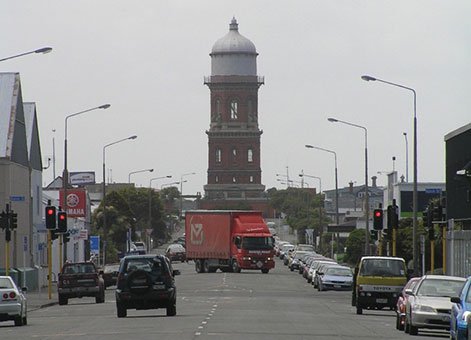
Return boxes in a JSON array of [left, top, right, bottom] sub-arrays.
[[0, 258, 448, 340]]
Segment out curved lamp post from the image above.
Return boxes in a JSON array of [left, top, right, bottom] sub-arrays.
[[102, 135, 137, 264], [327, 117, 369, 255], [128, 168, 154, 184], [362, 74, 418, 273], [62, 104, 110, 264], [179, 172, 196, 219], [0, 47, 52, 62]]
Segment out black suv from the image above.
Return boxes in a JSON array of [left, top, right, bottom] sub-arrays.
[[115, 254, 180, 317]]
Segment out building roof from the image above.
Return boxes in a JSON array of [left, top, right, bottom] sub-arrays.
[[211, 17, 257, 55], [444, 122, 471, 142], [24, 102, 43, 170], [0, 72, 28, 166]]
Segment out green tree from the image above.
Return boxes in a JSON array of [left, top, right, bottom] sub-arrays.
[[344, 229, 367, 265]]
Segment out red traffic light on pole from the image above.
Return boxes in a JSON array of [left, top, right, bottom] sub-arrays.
[[58, 211, 67, 233], [45, 206, 56, 229], [373, 209, 384, 230]]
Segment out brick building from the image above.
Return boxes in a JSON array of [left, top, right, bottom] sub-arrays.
[[199, 18, 272, 217]]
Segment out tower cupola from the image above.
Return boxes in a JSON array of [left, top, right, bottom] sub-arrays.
[[210, 17, 258, 76]]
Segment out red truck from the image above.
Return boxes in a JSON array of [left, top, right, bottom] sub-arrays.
[[185, 210, 275, 274]]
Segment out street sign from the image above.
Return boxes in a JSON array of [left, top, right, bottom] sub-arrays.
[[10, 195, 25, 202], [90, 235, 100, 255], [425, 188, 442, 194]]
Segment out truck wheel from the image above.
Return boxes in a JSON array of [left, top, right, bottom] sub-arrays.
[[261, 268, 269, 274], [59, 295, 68, 306], [195, 260, 203, 273], [356, 302, 363, 315], [203, 261, 210, 273], [232, 260, 241, 273]]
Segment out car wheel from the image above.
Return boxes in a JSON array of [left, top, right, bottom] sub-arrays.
[[58, 295, 68, 306], [356, 306, 362, 315], [117, 303, 127, 318], [409, 324, 418, 335], [22, 315, 27, 325], [166, 300, 177, 316], [14, 315, 24, 326]]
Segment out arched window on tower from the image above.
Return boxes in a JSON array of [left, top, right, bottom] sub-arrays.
[[212, 99, 221, 122], [232, 176, 237, 183], [247, 148, 253, 163], [216, 148, 222, 163], [249, 175, 254, 183], [230, 100, 238, 119], [232, 148, 237, 162]]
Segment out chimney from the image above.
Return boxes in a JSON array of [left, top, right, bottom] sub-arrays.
[[349, 181, 354, 193], [371, 176, 377, 188]]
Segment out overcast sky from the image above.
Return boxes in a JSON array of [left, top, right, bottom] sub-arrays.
[[1, 1, 470, 196]]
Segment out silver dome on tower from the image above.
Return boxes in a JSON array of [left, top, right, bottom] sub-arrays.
[[210, 17, 258, 76]]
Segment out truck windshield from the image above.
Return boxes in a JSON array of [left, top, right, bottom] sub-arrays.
[[242, 237, 273, 250], [359, 259, 405, 277]]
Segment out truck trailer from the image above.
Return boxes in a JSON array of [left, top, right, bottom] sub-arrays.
[[185, 210, 275, 273]]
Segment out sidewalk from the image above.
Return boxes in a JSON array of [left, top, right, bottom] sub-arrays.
[[26, 283, 57, 311]]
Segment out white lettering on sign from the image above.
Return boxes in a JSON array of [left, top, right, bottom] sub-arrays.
[[190, 223, 204, 245], [67, 208, 85, 215]]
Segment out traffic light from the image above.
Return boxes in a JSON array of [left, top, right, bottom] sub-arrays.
[[0, 211, 8, 229], [45, 206, 56, 229], [9, 211, 18, 229], [63, 231, 70, 243], [370, 230, 378, 240], [373, 209, 384, 230], [5, 228, 11, 242], [57, 211, 67, 233], [424, 206, 435, 241], [432, 205, 443, 222]]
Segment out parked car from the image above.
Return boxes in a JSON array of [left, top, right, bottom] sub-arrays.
[[307, 259, 336, 284], [404, 275, 466, 335], [165, 244, 186, 262], [279, 244, 294, 261], [313, 262, 338, 289], [102, 263, 120, 288], [395, 277, 421, 330], [0, 276, 27, 326], [115, 254, 180, 317], [58, 261, 105, 305], [317, 265, 353, 291], [450, 275, 471, 340], [288, 251, 312, 272], [131, 241, 147, 255]]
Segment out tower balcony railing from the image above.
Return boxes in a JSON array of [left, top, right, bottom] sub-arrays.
[[204, 75, 264, 85]]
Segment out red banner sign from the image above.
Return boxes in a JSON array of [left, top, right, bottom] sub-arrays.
[[59, 189, 87, 218]]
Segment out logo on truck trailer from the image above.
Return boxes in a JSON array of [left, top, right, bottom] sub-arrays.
[[190, 221, 204, 245]]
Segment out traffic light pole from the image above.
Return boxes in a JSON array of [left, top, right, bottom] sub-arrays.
[[48, 229, 52, 300]]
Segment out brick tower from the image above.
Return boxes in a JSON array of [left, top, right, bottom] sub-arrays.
[[203, 18, 266, 204]]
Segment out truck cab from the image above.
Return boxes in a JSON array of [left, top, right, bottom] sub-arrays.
[[352, 256, 408, 315]]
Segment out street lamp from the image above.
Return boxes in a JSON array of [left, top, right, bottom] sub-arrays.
[[327, 118, 369, 255], [0, 47, 52, 62], [362, 74, 418, 273], [62, 104, 110, 263], [148, 175, 172, 248], [403, 132, 409, 182], [163, 181, 183, 189], [299, 173, 323, 248], [180, 172, 196, 219], [128, 168, 154, 184], [305, 144, 339, 226], [102, 135, 137, 264]]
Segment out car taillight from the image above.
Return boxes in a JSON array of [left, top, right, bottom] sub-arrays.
[[2, 293, 8, 299], [9, 292, 16, 299]]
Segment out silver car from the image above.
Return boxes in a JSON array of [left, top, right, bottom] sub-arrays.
[[404, 275, 466, 336], [0, 276, 27, 326]]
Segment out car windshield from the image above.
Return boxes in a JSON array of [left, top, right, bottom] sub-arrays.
[[0, 277, 14, 289], [63, 263, 96, 274], [297, 245, 315, 251], [359, 259, 405, 277], [417, 278, 465, 297], [241, 236, 274, 250], [125, 258, 164, 275], [325, 267, 352, 276]]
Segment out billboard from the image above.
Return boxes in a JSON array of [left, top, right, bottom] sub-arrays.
[[59, 189, 87, 218], [69, 171, 95, 185]]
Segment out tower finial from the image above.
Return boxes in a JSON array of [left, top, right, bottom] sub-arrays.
[[230, 17, 238, 31]]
